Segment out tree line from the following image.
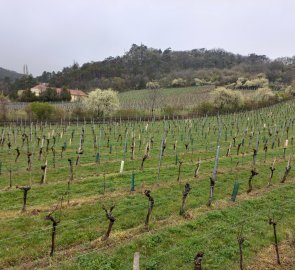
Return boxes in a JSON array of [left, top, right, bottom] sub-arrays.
[[1, 44, 295, 97]]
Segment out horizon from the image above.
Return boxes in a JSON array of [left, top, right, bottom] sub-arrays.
[[1, 0, 295, 76]]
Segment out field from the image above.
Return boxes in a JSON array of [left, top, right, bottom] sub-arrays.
[[119, 86, 213, 111], [0, 100, 295, 269]]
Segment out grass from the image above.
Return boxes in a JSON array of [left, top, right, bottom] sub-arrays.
[[0, 100, 295, 269], [119, 85, 214, 111]]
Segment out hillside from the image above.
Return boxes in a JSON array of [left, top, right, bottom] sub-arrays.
[[0, 67, 22, 81], [35, 44, 295, 92]]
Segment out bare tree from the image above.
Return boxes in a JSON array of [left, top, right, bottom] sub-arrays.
[[237, 143, 242, 155], [281, 157, 291, 183], [144, 190, 154, 229], [15, 147, 20, 163], [237, 226, 245, 270], [141, 154, 148, 170], [247, 169, 258, 193], [102, 205, 116, 241], [180, 183, 191, 216], [194, 252, 204, 270], [146, 82, 164, 117], [177, 160, 183, 182], [51, 146, 56, 168], [40, 160, 48, 184], [76, 148, 83, 165], [26, 152, 32, 171], [16, 185, 31, 211], [268, 159, 276, 186], [45, 209, 60, 257], [194, 159, 201, 177]]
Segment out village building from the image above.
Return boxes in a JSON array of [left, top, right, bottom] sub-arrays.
[[30, 83, 87, 102], [30, 83, 48, 96]]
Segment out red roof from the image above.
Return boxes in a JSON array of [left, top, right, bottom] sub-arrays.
[[56, 88, 87, 96], [31, 84, 48, 91], [32, 84, 87, 97], [68, 89, 87, 96]]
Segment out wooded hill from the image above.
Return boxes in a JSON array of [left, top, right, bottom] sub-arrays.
[[37, 44, 295, 91], [4, 44, 295, 95], [0, 67, 22, 81]]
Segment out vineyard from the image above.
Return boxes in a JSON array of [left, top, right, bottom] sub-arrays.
[[119, 86, 213, 111], [0, 100, 295, 270]]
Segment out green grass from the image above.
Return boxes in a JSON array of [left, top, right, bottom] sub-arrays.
[[119, 86, 213, 111], [0, 100, 295, 269]]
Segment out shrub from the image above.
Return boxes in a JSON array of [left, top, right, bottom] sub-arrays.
[[194, 78, 204, 86], [171, 78, 186, 87], [146, 81, 160, 89], [254, 87, 277, 105], [235, 75, 269, 89], [161, 106, 182, 117], [54, 106, 66, 119], [194, 78, 212, 86], [235, 77, 247, 88], [285, 85, 295, 97], [191, 101, 217, 116], [27, 102, 55, 120], [244, 77, 269, 88], [211, 87, 244, 112], [71, 104, 88, 119]]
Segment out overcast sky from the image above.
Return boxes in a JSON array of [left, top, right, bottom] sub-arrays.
[[0, 0, 294, 76]]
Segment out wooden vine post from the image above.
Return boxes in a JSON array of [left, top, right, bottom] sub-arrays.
[[237, 226, 245, 270], [133, 252, 140, 270], [268, 216, 281, 265]]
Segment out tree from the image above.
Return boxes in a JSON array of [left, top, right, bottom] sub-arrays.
[[12, 75, 37, 91], [146, 81, 163, 116], [82, 88, 119, 117], [40, 88, 58, 102], [59, 88, 71, 101], [19, 90, 37, 102]]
